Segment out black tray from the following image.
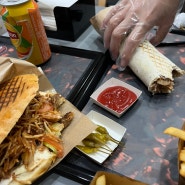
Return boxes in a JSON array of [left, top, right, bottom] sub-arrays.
[[40, 44, 110, 111]]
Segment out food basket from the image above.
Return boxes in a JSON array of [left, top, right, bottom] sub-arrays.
[[178, 123, 185, 184], [89, 171, 148, 185]]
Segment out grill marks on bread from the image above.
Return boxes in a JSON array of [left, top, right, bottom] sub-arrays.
[[0, 74, 39, 145], [0, 76, 26, 110]]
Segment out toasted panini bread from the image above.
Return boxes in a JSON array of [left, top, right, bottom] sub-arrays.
[[0, 74, 39, 144]]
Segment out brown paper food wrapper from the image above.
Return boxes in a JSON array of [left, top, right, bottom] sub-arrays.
[[89, 171, 148, 185], [90, 7, 185, 94], [0, 56, 97, 170], [178, 123, 185, 185]]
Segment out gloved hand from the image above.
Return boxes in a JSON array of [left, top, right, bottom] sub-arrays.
[[102, 0, 181, 69]]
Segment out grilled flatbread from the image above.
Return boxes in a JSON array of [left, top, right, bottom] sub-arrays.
[[0, 74, 39, 144], [90, 7, 185, 94]]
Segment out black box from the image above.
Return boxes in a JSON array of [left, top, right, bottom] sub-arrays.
[[45, 0, 95, 41]]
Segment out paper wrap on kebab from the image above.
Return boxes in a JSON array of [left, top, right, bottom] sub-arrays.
[[0, 56, 97, 184], [90, 7, 185, 94]]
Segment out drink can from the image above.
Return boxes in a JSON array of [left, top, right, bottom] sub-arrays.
[[0, 0, 51, 65]]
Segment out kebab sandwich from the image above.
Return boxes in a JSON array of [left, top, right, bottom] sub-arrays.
[[90, 7, 185, 94], [0, 74, 74, 185]]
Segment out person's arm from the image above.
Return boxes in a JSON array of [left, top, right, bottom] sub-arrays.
[[102, 0, 181, 69]]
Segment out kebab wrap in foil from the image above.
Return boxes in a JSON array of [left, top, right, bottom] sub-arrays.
[[90, 7, 185, 94]]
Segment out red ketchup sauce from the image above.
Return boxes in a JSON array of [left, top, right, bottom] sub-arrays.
[[97, 86, 137, 113]]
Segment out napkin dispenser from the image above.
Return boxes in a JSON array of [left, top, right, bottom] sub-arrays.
[[45, 0, 95, 41]]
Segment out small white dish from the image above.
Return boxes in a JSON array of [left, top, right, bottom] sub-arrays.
[[90, 77, 142, 117], [76, 110, 126, 164]]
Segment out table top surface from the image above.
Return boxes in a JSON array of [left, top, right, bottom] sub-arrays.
[[81, 33, 185, 185], [1, 21, 185, 185]]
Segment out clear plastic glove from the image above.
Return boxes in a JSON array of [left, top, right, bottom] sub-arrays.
[[102, 0, 181, 69]]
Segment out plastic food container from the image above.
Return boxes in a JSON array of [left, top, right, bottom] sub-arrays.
[[90, 77, 142, 117]]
